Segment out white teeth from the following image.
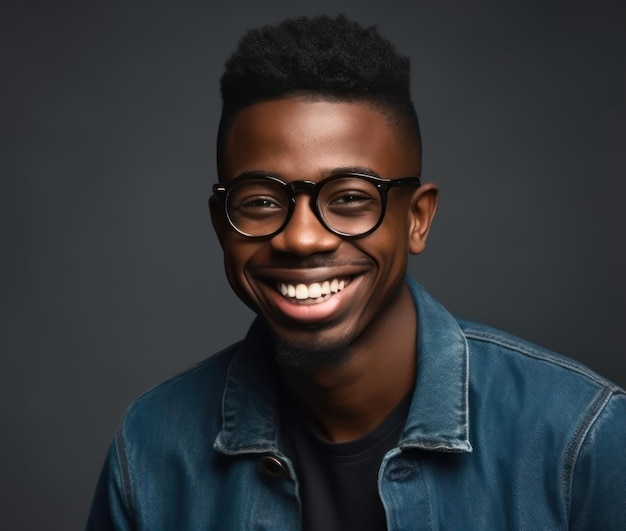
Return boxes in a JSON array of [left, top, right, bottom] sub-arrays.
[[322, 281, 330, 295], [308, 283, 322, 298], [278, 279, 347, 300], [295, 284, 308, 300]]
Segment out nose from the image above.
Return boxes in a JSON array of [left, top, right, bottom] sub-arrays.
[[270, 195, 342, 257]]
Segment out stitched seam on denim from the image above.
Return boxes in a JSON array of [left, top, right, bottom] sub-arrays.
[[220, 348, 239, 439], [462, 328, 621, 391], [114, 426, 136, 527], [219, 445, 280, 456], [400, 441, 469, 453], [378, 451, 396, 529], [380, 452, 435, 529], [562, 387, 613, 524], [421, 462, 435, 530], [460, 332, 472, 449], [412, 461, 434, 529]]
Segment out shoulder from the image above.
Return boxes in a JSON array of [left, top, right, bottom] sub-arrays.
[[458, 319, 623, 394], [458, 319, 625, 455], [95, 342, 248, 524], [118, 342, 241, 443], [456, 321, 626, 526]]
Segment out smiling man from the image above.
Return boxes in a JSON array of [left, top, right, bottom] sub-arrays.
[[88, 15, 626, 530]]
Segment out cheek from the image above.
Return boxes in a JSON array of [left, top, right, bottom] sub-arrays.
[[221, 240, 257, 294], [355, 234, 410, 298], [367, 214, 411, 269]]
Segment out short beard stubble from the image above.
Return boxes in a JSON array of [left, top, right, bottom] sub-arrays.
[[271, 334, 350, 371]]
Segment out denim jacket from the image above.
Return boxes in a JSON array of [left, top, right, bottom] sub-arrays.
[[88, 278, 626, 530]]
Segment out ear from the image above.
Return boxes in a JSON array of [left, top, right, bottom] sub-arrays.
[[209, 195, 227, 248], [408, 183, 439, 255]]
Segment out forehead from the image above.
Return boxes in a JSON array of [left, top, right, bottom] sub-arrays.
[[221, 98, 420, 181]]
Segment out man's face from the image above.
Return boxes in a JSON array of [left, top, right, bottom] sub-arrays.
[[212, 97, 430, 359]]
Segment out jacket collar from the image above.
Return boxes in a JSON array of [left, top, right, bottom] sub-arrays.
[[214, 277, 471, 455], [400, 277, 471, 452], [213, 318, 280, 455]]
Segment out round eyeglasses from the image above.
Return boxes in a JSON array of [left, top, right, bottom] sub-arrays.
[[212, 172, 422, 239]]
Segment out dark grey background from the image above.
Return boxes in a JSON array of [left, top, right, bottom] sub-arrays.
[[1, 0, 624, 529]]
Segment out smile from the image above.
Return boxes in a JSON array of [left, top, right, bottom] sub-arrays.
[[277, 278, 347, 304]]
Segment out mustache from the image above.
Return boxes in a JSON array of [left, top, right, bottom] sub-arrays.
[[250, 255, 373, 272]]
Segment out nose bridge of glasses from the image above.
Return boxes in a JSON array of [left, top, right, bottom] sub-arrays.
[[288, 180, 318, 198], [286, 181, 322, 221], [284, 180, 326, 230]]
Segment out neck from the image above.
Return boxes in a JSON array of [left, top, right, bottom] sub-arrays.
[[278, 282, 417, 443]]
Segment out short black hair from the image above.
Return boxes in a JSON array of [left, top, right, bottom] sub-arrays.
[[217, 14, 421, 176]]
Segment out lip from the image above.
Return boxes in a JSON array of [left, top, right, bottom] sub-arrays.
[[251, 266, 370, 325]]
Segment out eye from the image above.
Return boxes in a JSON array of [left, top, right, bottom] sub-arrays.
[[238, 196, 282, 210], [228, 181, 288, 222], [228, 181, 288, 216], [231, 195, 286, 222], [328, 191, 374, 206], [320, 177, 382, 218]]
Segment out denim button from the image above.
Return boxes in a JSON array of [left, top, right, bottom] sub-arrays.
[[258, 455, 287, 479]]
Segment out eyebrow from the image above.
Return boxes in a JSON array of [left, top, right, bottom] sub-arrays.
[[233, 166, 382, 181]]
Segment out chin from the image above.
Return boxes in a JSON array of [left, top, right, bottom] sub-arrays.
[[270, 329, 353, 370]]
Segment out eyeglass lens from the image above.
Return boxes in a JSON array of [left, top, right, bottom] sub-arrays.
[[226, 176, 384, 237]]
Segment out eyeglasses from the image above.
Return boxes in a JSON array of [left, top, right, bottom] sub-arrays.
[[212, 172, 421, 239]]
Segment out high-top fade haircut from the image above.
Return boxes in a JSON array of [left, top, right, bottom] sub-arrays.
[[217, 14, 421, 178]]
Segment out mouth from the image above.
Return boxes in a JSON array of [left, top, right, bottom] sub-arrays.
[[276, 278, 349, 305]]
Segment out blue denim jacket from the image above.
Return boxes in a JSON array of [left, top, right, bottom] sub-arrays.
[[88, 278, 626, 529]]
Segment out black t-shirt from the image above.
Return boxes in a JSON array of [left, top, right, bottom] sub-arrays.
[[279, 394, 411, 531]]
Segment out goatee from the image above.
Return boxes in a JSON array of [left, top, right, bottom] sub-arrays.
[[271, 335, 350, 370]]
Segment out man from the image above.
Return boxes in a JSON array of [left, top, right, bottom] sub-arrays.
[[88, 15, 626, 530]]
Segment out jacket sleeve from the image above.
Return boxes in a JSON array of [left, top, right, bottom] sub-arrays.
[[86, 437, 135, 531], [569, 391, 626, 530]]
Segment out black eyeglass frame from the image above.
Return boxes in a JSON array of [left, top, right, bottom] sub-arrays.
[[212, 172, 422, 239]]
